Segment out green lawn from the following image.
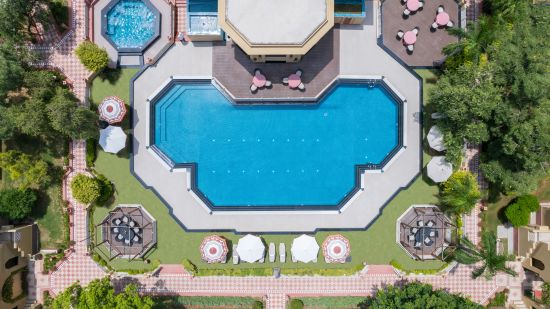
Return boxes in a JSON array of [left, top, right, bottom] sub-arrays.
[[89, 68, 445, 273]]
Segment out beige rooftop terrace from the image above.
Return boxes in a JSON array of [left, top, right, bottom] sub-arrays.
[[218, 0, 334, 62]]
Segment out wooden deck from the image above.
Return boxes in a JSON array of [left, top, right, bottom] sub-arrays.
[[382, 0, 459, 67], [212, 28, 340, 101]]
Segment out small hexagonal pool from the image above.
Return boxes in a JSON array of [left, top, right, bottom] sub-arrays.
[[150, 80, 403, 210], [103, 0, 160, 51]]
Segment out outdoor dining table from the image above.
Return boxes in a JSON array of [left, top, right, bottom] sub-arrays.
[[406, 0, 420, 12], [436, 12, 450, 26], [288, 74, 301, 89], [252, 72, 267, 88], [403, 31, 417, 45]]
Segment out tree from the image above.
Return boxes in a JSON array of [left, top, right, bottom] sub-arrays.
[[0, 188, 37, 221], [361, 282, 482, 309], [542, 282, 550, 305], [75, 41, 110, 73], [51, 278, 153, 309], [11, 97, 52, 137], [0, 0, 45, 41], [440, 171, 481, 214], [429, 64, 501, 146], [0, 150, 50, 189], [443, 16, 494, 69], [289, 299, 304, 309], [0, 105, 16, 140], [70, 174, 101, 204], [47, 87, 98, 139], [504, 195, 540, 227], [0, 42, 24, 100], [454, 231, 517, 280]]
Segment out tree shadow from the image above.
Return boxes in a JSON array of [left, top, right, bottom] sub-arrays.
[[98, 68, 123, 85], [30, 189, 51, 220]]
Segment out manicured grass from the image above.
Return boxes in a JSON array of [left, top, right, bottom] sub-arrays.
[[89, 68, 139, 105], [33, 184, 67, 249], [297, 296, 366, 308], [153, 296, 263, 308], [89, 68, 444, 272]]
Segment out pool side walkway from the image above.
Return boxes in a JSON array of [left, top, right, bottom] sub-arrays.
[[131, 0, 421, 232]]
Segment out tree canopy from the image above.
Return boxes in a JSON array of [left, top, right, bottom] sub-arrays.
[[50, 278, 153, 309], [433, 1, 550, 194], [361, 282, 482, 309], [0, 150, 50, 189], [0, 188, 37, 221], [504, 194, 540, 227]]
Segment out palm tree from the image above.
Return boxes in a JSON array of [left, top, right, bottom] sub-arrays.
[[454, 231, 517, 279], [442, 16, 493, 66]]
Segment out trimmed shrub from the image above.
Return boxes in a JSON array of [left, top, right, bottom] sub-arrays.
[[0, 188, 37, 221], [86, 139, 97, 167], [70, 174, 101, 204], [75, 41, 109, 73], [289, 299, 304, 309], [252, 300, 264, 309], [94, 173, 113, 206], [504, 195, 540, 227], [542, 282, 550, 305], [181, 259, 197, 276]]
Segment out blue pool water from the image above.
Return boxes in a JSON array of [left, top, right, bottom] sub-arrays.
[[154, 83, 399, 207], [106, 0, 157, 49]]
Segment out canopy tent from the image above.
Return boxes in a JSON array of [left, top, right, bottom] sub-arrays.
[[99, 126, 127, 154], [99, 96, 127, 124], [236, 234, 265, 263], [291, 234, 319, 263], [322, 234, 350, 263], [427, 125, 446, 152], [427, 156, 453, 183], [200, 235, 228, 263]]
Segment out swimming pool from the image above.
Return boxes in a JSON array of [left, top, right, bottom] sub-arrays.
[[104, 0, 160, 51], [152, 81, 401, 209]]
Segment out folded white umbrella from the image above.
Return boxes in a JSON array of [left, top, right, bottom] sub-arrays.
[[99, 126, 127, 154], [427, 125, 446, 152], [427, 156, 453, 183], [291, 234, 319, 263], [236, 234, 265, 263]]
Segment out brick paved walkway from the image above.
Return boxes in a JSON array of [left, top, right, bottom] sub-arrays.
[[39, 2, 508, 308]]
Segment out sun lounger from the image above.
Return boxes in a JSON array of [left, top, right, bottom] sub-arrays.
[[269, 243, 276, 262], [232, 244, 239, 264], [279, 243, 286, 263]]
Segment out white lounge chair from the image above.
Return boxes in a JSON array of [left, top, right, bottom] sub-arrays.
[[279, 243, 286, 263], [282, 77, 289, 84], [269, 243, 276, 262], [298, 83, 305, 90], [397, 30, 404, 39], [418, 1, 423, 8], [296, 70, 302, 77], [232, 244, 239, 265], [407, 45, 414, 52], [265, 80, 272, 87]]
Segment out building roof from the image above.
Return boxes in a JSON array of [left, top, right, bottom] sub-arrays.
[[218, 0, 334, 56]]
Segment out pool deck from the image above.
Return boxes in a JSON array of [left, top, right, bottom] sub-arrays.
[[92, 0, 173, 67], [131, 0, 422, 232]]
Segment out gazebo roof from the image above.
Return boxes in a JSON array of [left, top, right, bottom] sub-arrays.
[[200, 235, 228, 263], [322, 234, 350, 263], [396, 205, 456, 260]]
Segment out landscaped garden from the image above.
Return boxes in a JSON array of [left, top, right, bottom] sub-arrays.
[[85, 67, 447, 274]]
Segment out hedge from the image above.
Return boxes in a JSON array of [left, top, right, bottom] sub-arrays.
[[75, 41, 109, 73], [288, 298, 304, 309], [504, 195, 540, 227], [86, 139, 97, 167], [70, 174, 101, 204], [390, 259, 448, 275], [299, 296, 366, 308], [1, 267, 27, 303]]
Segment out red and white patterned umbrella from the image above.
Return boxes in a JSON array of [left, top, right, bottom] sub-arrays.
[[200, 235, 228, 263], [99, 96, 126, 124], [322, 234, 350, 263]]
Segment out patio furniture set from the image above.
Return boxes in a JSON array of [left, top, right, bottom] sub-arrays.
[[250, 69, 306, 93], [397, 3, 454, 53], [409, 220, 438, 247], [111, 216, 143, 246], [200, 234, 351, 265]]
